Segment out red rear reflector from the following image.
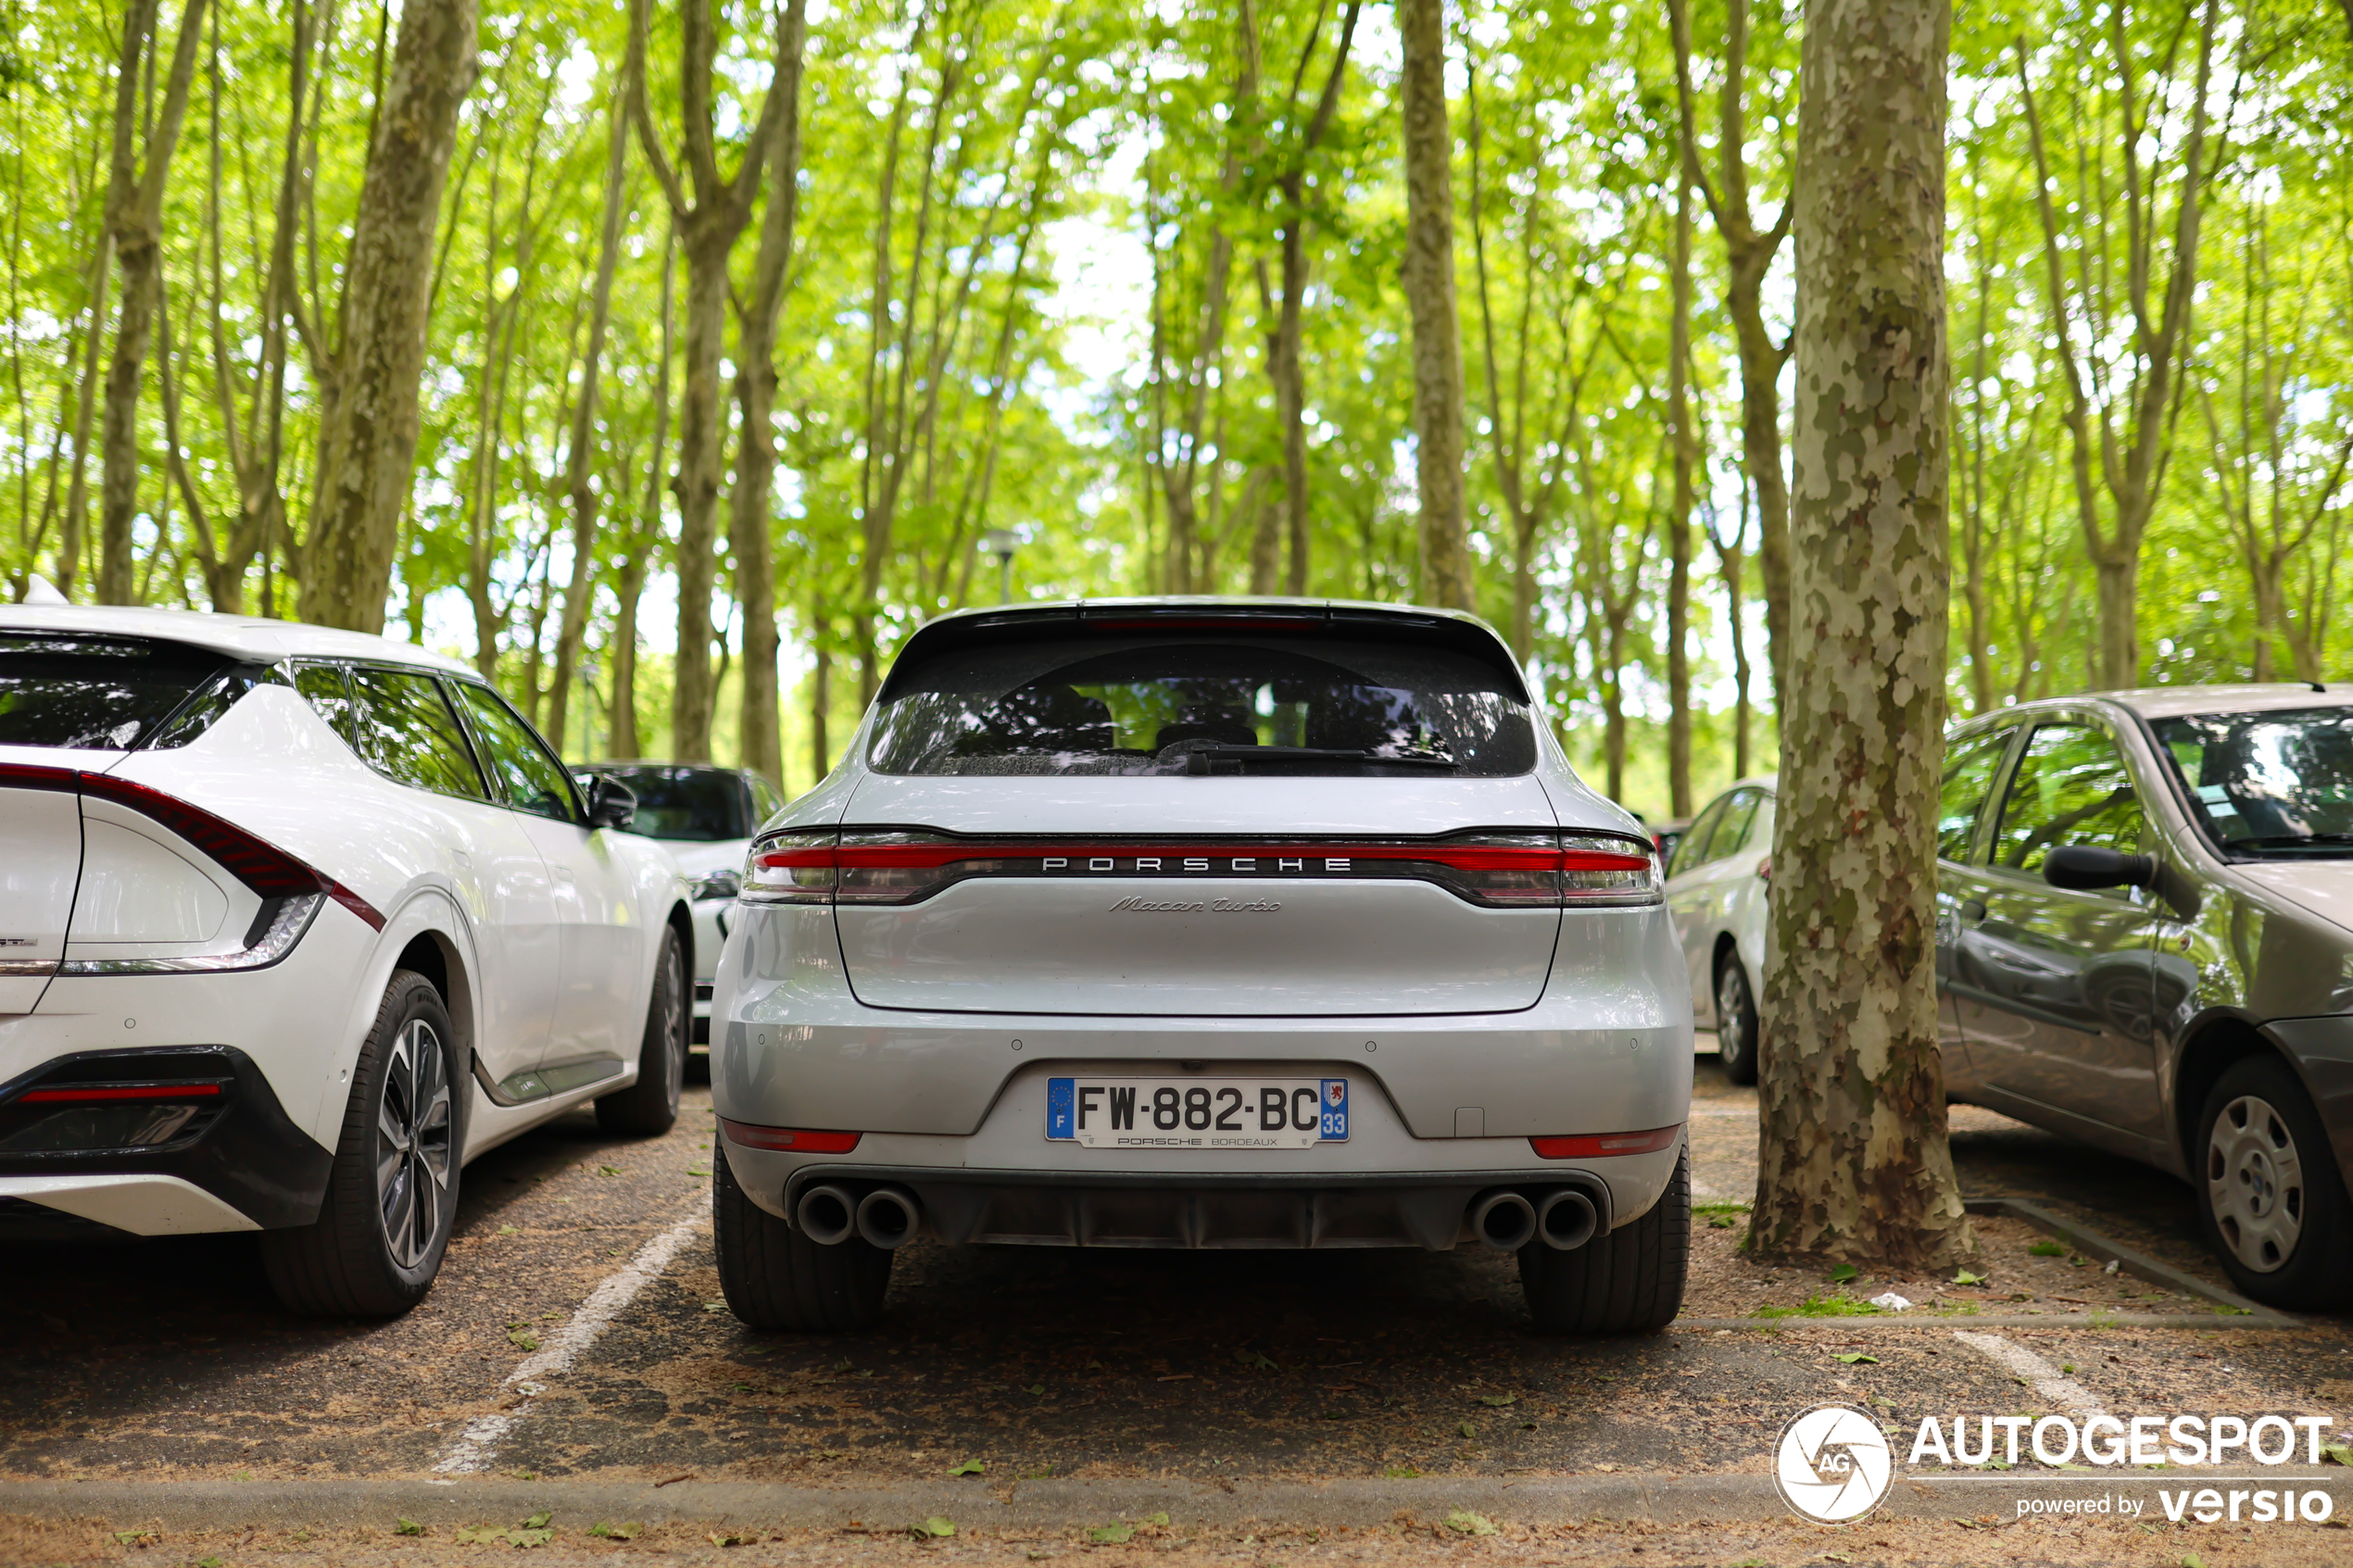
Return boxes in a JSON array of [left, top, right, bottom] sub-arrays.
[[1529, 1125, 1681, 1159], [19, 1082, 224, 1104], [718, 1118, 862, 1154]]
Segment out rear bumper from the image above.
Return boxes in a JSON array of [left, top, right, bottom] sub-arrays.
[[760, 1160, 1619, 1251], [0, 1044, 333, 1235]]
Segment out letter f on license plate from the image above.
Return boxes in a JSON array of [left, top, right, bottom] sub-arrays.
[[1047, 1076, 1348, 1148]]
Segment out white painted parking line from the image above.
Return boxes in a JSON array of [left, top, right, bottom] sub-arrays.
[[430, 1198, 710, 1476], [1950, 1329, 2109, 1418]]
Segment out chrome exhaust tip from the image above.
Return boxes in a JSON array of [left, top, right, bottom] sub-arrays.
[[1469, 1189, 1538, 1252], [795, 1183, 858, 1246], [1536, 1188, 1598, 1251], [855, 1185, 921, 1249]]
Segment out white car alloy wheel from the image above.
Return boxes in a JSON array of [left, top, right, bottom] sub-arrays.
[[377, 1018, 455, 1271], [2207, 1093, 2304, 1273]]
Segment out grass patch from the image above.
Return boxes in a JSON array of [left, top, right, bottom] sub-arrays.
[[1755, 1293, 1885, 1319]]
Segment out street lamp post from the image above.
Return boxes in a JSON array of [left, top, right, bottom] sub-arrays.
[[981, 528, 1022, 605]]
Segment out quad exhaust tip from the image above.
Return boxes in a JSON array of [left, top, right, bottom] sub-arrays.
[[796, 1183, 858, 1246], [856, 1185, 921, 1249], [1469, 1190, 1538, 1252], [1537, 1188, 1598, 1250]]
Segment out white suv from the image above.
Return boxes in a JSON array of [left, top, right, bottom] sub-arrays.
[[0, 608, 691, 1315], [708, 599, 1693, 1335]]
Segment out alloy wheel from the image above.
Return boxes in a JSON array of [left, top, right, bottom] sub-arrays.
[[657, 939, 685, 1117], [375, 1018, 454, 1270], [2207, 1093, 2304, 1273], [1717, 965, 1750, 1060]]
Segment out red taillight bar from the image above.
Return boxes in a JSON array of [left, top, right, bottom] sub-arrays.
[[1529, 1126, 1682, 1159], [17, 1082, 225, 1104], [717, 1118, 862, 1154], [0, 761, 384, 930], [754, 842, 1652, 874]]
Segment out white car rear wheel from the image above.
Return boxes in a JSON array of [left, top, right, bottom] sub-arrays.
[[260, 971, 459, 1317]]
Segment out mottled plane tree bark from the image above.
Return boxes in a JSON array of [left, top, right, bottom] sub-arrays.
[[1397, 0, 1471, 610], [299, 0, 480, 631], [1753, 0, 1971, 1270], [96, 0, 208, 606]]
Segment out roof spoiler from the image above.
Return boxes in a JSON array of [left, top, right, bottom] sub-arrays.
[[875, 601, 1531, 705]]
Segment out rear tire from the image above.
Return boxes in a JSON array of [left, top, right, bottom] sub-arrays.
[[260, 972, 459, 1318], [597, 925, 686, 1136], [1715, 957, 1760, 1085], [2195, 1055, 2353, 1310], [712, 1146, 892, 1331], [1517, 1148, 1689, 1335]]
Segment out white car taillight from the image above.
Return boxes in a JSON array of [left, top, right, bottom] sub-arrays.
[[0, 762, 384, 974]]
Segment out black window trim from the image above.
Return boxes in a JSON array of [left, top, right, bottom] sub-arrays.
[[1977, 710, 2145, 895], [444, 674, 585, 826], [1939, 720, 2024, 869], [334, 659, 496, 806]]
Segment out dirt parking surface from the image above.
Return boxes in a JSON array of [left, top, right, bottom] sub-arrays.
[[7, 1050, 2353, 1565]]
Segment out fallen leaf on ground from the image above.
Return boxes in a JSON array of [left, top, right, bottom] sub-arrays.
[[1478, 1394, 1516, 1407], [950, 1459, 985, 1476], [395, 1518, 424, 1537], [587, 1522, 641, 1540], [1445, 1511, 1498, 1537], [1833, 1353, 1880, 1365], [914, 1517, 957, 1538], [1088, 1524, 1134, 1544]]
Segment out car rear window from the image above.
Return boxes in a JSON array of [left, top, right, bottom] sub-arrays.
[[869, 635, 1537, 777], [590, 766, 748, 840], [0, 633, 239, 750]]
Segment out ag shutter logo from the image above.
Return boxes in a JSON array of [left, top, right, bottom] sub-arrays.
[[1775, 1403, 1894, 1524]]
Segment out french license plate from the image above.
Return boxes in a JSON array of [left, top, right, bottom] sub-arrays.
[[1046, 1076, 1349, 1148]]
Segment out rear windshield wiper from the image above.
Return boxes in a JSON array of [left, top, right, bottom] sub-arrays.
[[1181, 745, 1462, 776]]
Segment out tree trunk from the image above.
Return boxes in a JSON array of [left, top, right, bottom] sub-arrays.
[[610, 220, 675, 761], [1671, 0, 1793, 705], [629, 0, 791, 753], [300, 0, 478, 631], [1397, 0, 1471, 610], [728, 0, 808, 788], [546, 74, 637, 755], [1666, 138, 1697, 818], [810, 621, 832, 784], [1753, 0, 1969, 1271], [98, 0, 208, 606]]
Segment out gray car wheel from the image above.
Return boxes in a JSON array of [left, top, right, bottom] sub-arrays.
[[2195, 1055, 2353, 1309], [597, 925, 687, 1136], [1715, 958, 1759, 1085]]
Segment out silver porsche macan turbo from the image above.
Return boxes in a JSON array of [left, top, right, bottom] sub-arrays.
[[707, 599, 1692, 1334]]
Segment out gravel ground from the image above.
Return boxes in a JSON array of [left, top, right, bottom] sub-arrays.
[[13, 1511, 2353, 1568]]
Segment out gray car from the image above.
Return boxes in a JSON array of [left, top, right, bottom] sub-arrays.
[[707, 598, 1693, 1335], [1935, 684, 2353, 1308]]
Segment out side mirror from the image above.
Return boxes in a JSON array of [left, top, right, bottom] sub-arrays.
[[585, 774, 636, 831], [2043, 845, 2157, 892]]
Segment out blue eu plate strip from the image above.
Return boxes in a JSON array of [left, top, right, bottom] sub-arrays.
[[1046, 1076, 1075, 1140], [1319, 1077, 1349, 1141]]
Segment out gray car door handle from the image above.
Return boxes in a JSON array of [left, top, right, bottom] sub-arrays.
[[1960, 897, 1987, 922]]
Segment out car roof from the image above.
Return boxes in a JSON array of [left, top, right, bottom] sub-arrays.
[[1956, 684, 2353, 728], [0, 604, 475, 676]]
